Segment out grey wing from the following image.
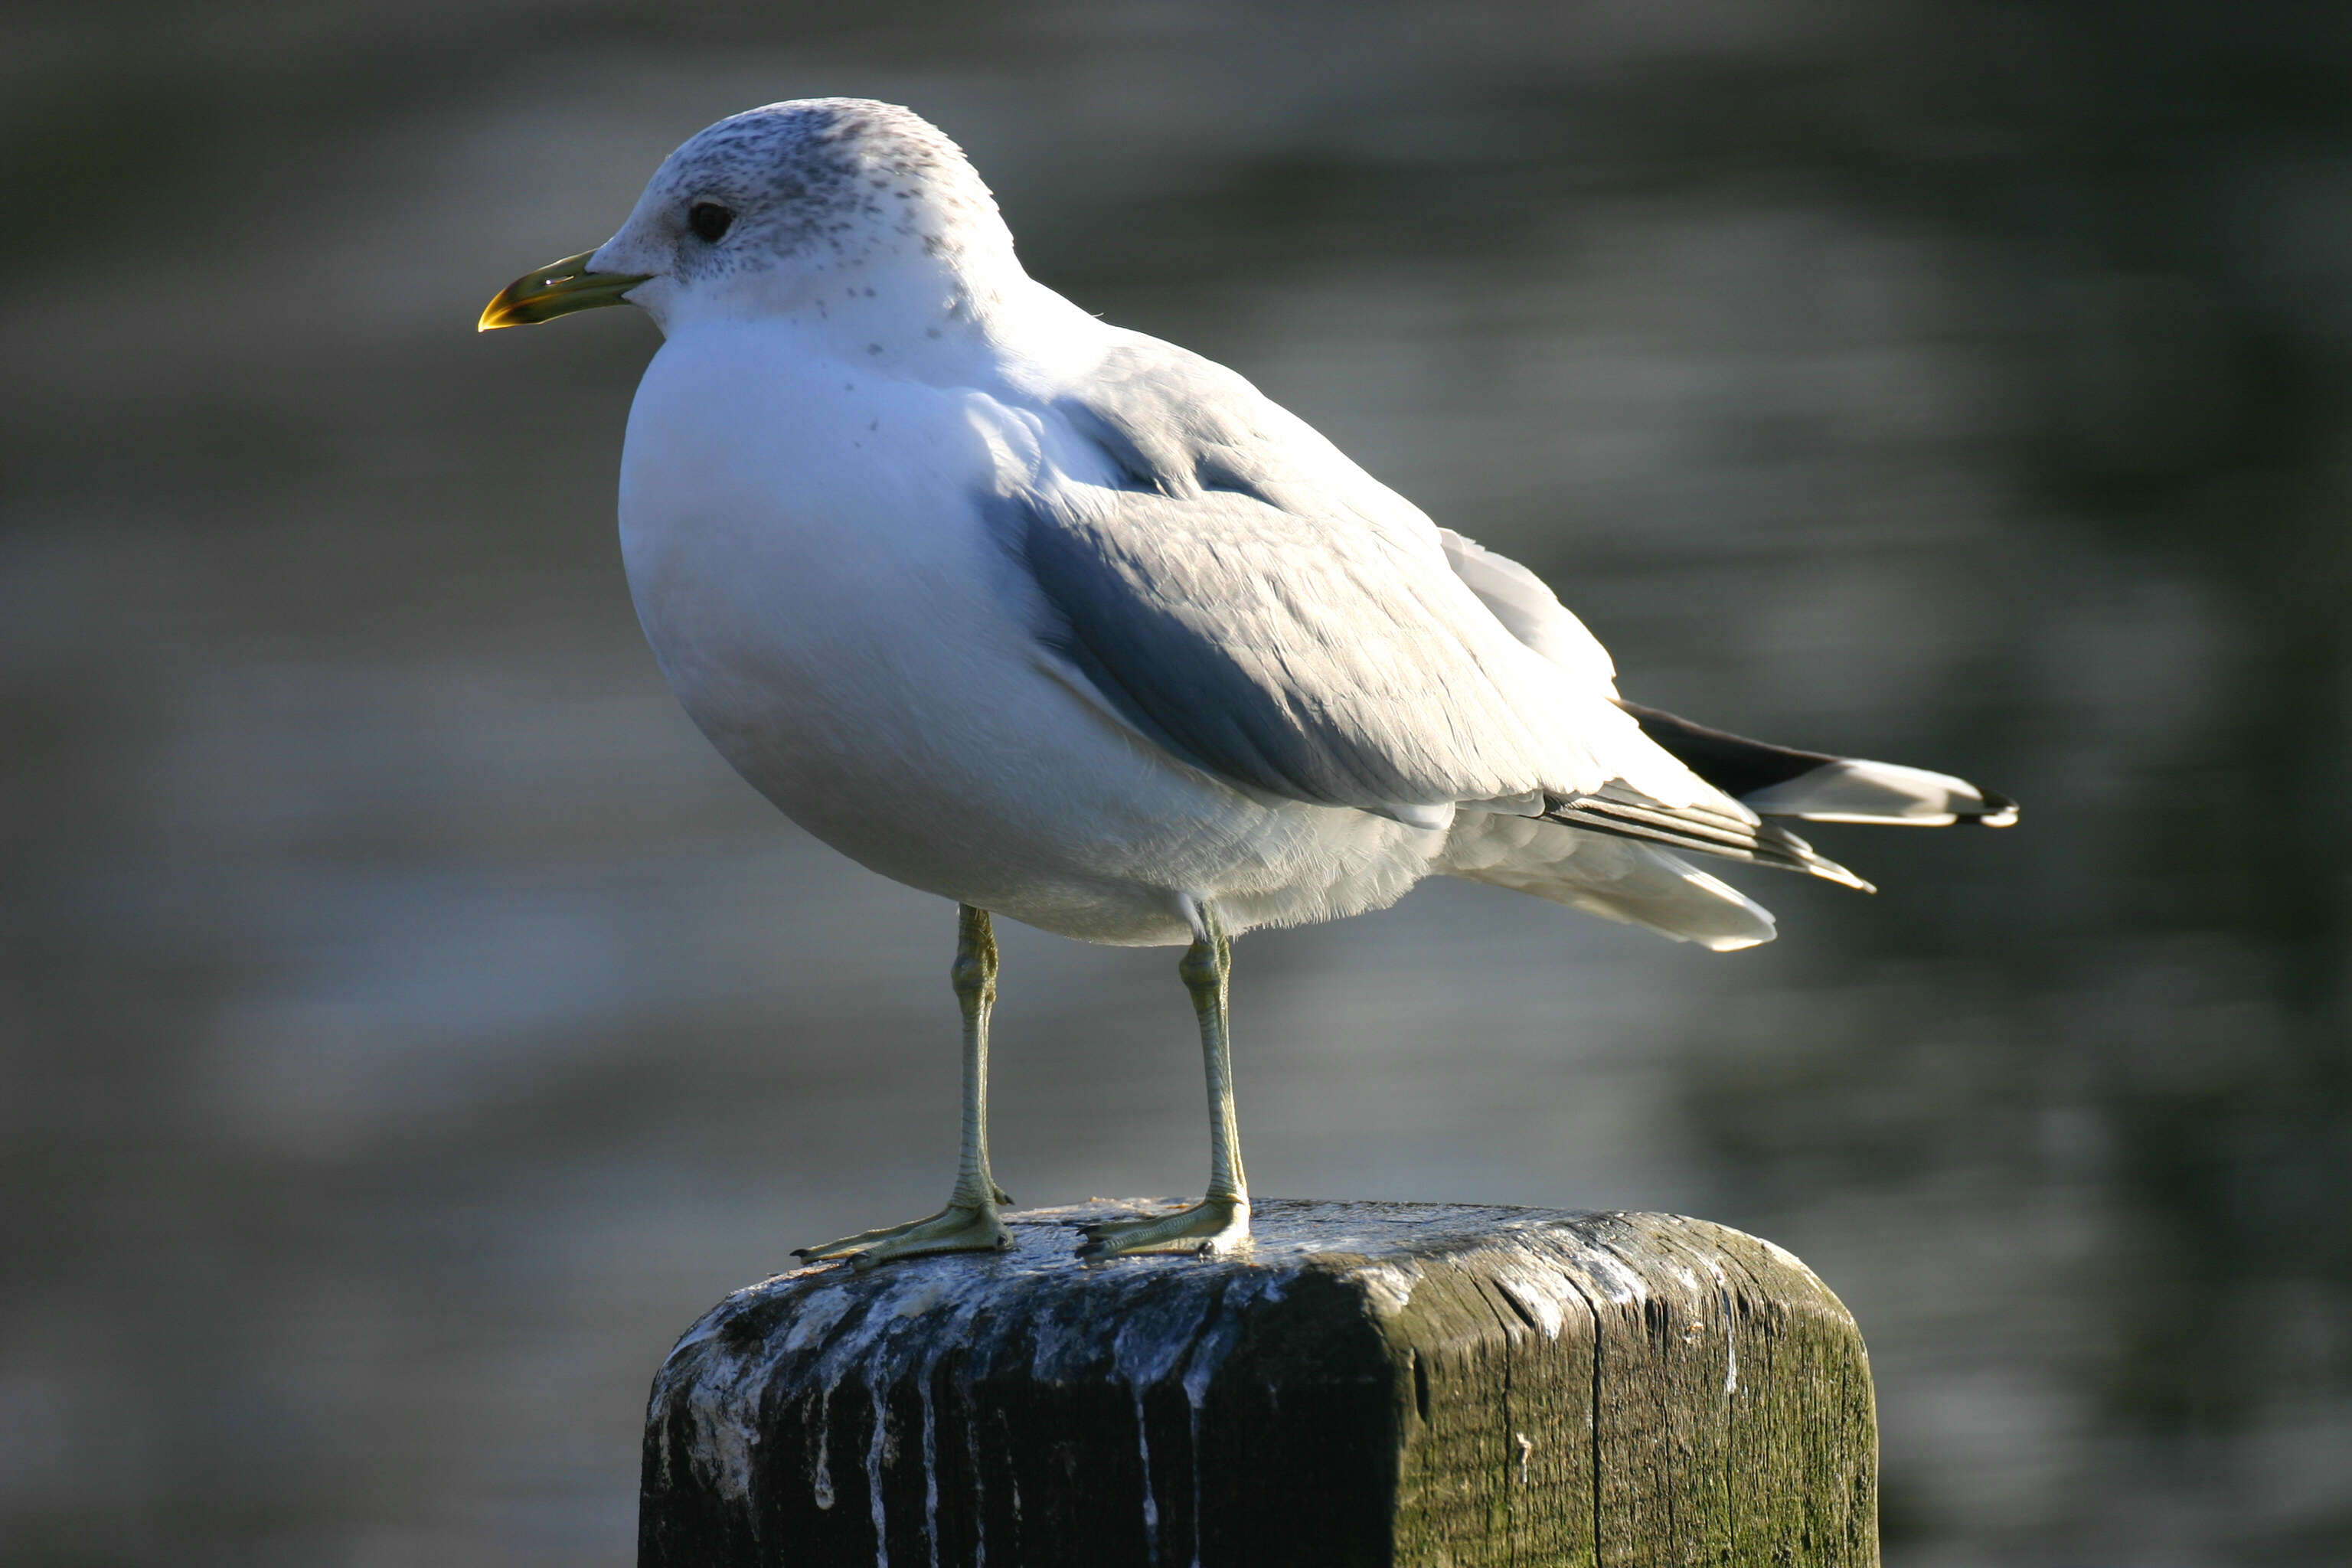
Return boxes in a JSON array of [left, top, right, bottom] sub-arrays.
[[1434, 528, 1620, 693], [1010, 482, 1557, 812], [1014, 333, 1880, 900], [1012, 338, 1652, 816]]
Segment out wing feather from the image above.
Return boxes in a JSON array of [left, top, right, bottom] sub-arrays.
[[1010, 335, 1699, 815]]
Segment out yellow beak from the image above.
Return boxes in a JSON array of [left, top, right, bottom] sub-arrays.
[[477, 250, 655, 331]]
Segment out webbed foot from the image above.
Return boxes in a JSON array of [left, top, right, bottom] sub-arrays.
[[1075, 1195, 1250, 1260], [793, 1199, 1012, 1269]]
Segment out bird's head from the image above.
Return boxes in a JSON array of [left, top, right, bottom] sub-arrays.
[[479, 98, 1017, 336]]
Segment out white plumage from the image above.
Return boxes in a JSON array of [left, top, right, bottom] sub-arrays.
[[482, 97, 2013, 1261]]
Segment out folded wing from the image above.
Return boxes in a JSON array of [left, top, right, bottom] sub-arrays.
[[1008, 332, 2008, 953], [1011, 334, 1717, 822]]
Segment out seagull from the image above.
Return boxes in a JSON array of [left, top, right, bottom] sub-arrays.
[[479, 98, 2014, 1266]]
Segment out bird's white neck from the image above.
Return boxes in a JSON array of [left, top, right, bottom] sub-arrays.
[[641, 242, 1102, 394]]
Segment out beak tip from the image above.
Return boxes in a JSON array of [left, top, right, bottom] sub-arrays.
[[476, 294, 529, 332], [475, 250, 652, 335]]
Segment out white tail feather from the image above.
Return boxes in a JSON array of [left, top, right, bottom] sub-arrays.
[[1441, 815, 1777, 951]]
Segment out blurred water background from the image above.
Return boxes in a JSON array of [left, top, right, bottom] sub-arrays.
[[5, 3, 2350, 1563]]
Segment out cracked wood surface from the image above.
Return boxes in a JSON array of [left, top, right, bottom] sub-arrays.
[[639, 1199, 1877, 1567]]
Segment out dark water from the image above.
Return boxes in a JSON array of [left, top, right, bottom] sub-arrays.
[[5, 4, 2348, 1563]]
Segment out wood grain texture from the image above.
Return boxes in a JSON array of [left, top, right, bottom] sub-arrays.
[[639, 1200, 1877, 1568]]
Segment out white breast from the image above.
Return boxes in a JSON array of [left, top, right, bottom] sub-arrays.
[[612, 321, 1441, 944]]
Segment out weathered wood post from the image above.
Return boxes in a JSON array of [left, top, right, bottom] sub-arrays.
[[639, 1199, 1877, 1566]]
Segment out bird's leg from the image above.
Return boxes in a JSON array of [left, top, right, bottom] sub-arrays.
[[793, 904, 1014, 1268], [1078, 903, 1251, 1259]]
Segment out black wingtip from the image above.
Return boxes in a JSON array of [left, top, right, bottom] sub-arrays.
[[1963, 787, 2020, 828]]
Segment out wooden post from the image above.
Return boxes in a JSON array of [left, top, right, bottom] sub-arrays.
[[638, 1199, 1877, 1567]]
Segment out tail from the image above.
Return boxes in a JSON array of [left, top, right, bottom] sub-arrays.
[[1439, 712, 2013, 948], [1522, 703, 2015, 900], [1440, 815, 1779, 951], [1618, 702, 2019, 828]]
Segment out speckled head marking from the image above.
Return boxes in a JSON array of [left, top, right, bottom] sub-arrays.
[[589, 98, 1016, 325]]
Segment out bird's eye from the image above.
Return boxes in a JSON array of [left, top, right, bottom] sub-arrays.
[[688, 201, 734, 243]]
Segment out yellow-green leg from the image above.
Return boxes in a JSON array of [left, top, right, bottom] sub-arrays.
[[1078, 901, 1251, 1259], [793, 904, 1014, 1269]]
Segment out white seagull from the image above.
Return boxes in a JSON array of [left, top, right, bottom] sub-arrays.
[[480, 99, 2014, 1265]]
